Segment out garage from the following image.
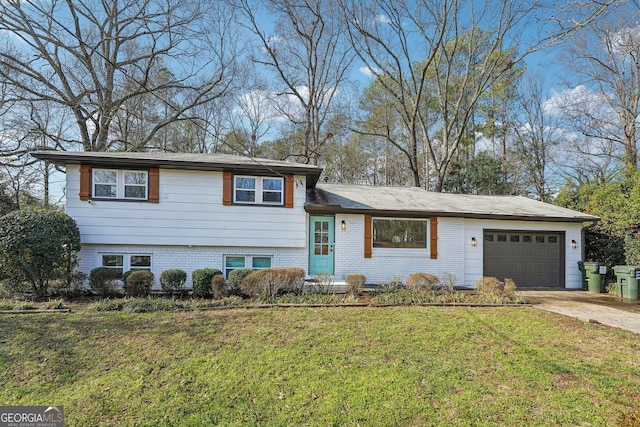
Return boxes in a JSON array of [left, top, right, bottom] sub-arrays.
[[483, 231, 565, 288]]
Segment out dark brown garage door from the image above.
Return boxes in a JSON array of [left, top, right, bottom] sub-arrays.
[[483, 231, 565, 288]]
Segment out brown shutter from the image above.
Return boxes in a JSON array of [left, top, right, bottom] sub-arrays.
[[148, 167, 159, 203], [79, 164, 91, 201], [223, 171, 232, 206], [430, 217, 438, 259], [285, 175, 294, 208], [364, 214, 372, 258]]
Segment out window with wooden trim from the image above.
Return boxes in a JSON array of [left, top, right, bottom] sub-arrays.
[[373, 218, 428, 249], [92, 169, 148, 200], [233, 176, 284, 205]]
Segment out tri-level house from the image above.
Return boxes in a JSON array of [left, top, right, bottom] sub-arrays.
[[32, 151, 598, 289]]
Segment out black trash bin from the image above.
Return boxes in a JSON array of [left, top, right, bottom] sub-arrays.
[[577, 261, 587, 291]]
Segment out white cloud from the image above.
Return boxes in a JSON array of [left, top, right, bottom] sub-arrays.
[[609, 26, 640, 56], [359, 66, 380, 79], [375, 14, 391, 24], [543, 85, 610, 119], [235, 89, 281, 121]]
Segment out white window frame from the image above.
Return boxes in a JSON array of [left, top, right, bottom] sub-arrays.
[[100, 253, 153, 278], [372, 217, 429, 254], [224, 255, 273, 278], [93, 169, 148, 200], [233, 175, 284, 205]]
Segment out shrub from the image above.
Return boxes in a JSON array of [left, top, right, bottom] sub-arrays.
[[159, 269, 187, 293], [0, 209, 81, 297], [377, 275, 403, 293], [346, 274, 366, 297], [406, 273, 439, 291], [123, 269, 135, 285], [124, 270, 155, 297], [191, 268, 222, 298], [228, 268, 255, 296], [475, 276, 517, 298], [307, 273, 333, 294], [240, 268, 306, 298], [438, 272, 457, 290], [212, 274, 228, 299], [52, 271, 88, 298], [89, 267, 121, 297]]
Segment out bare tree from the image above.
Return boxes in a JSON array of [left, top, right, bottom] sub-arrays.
[[0, 0, 239, 153], [343, 0, 616, 190], [513, 74, 562, 201], [236, 0, 355, 165], [559, 1, 640, 169]]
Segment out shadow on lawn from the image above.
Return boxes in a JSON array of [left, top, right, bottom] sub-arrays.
[[0, 311, 228, 389]]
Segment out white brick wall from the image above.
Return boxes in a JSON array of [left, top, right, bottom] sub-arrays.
[[77, 244, 308, 290], [333, 214, 466, 285], [76, 215, 586, 290]]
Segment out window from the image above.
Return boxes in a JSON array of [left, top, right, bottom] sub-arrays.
[[93, 169, 148, 200], [373, 218, 427, 249], [234, 176, 283, 205], [130, 255, 152, 270], [101, 254, 152, 278], [101, 254, 124, 277], [224, 255, 272, 277]]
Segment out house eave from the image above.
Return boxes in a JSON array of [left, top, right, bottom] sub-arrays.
[[304, 204, 599, 223], [31, 150, 323, 187]]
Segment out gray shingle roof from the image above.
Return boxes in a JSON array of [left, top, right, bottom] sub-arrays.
[[306, 183, 599, 222]]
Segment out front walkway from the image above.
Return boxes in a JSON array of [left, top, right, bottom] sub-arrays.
[[518, 290, 640, 334]]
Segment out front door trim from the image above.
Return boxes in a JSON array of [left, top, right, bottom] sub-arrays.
[[309, 216, 335, 275]]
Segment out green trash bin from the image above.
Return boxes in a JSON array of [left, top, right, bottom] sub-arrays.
[[613, 266, 640, 299], [583, 262, 605, 293]]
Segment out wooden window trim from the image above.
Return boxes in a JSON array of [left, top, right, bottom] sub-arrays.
[[364, 214, 372, 258], [81, 165, 158, 202], [223, 172, 292, 207], [79, 164, 91, 201], [223, 171, 232, 206], [148, 167, 159, 203], [430, 217, 438, 259], [285, 175, 294, 208]]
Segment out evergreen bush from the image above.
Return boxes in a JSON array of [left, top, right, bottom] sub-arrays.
[[124, 270, 155, 297], [228, 268, 255, 296], [159, 269, 187, 293], [89, 267, 121, 297], [191, 268, 222, 298]]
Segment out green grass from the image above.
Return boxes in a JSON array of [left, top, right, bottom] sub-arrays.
[[1, 306, 639, 426]]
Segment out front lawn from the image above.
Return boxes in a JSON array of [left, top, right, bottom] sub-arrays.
[[1, 306, 639, 426]]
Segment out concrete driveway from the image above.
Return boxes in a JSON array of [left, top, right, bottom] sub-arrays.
[[518, 290, 640, 334]]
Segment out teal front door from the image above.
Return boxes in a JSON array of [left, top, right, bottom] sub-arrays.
[[309, 216, 335, 275]]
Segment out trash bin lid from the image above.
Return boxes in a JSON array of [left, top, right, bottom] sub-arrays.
[[613, 265, 636, 274]]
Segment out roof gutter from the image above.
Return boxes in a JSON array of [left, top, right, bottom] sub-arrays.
[[304, 204, 599, 223]]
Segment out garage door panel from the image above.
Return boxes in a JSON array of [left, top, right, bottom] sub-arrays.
[[484, 231, 564, 288]]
